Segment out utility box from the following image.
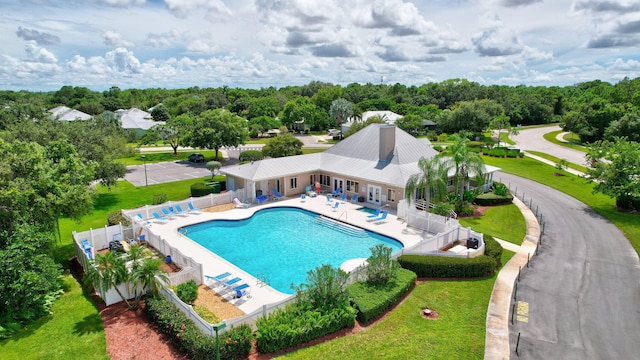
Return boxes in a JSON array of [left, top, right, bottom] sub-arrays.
[[467, 238, 479, 249]]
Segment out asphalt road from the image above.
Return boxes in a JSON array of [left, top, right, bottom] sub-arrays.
[[497, 172, 640, 359], [511, 125, 588, 167]]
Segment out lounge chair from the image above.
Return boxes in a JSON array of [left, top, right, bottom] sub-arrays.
[[205, 272, 232, 285], [365, 208, 382, 221], [232, 283, 251, 298], [223, 277, 243, 289], [187, 202, 202, 214], [233, 197, 249, 208], [350, 194, 358, 204], [173, 205, 190, 216], [373, 210, 389, 224], [271, 189, 284, 200], [255, 195, 269, 203], [81, 239, 94, 259], [300, 194, 307, 203], [330, 188, 341, 197], [161, 208, 177, 219], [152, 212, 169, 223], [340, 193, 347, 202], [325, 195, 333, 205], [331, 202, 340, 212]]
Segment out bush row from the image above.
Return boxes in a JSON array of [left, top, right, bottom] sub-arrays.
[[483, 235, 504, 268], [347, 268, 416, 323], [255, 302, 356, 354], [474, 192, 514, 206], [239, 150, 264, 162], [144, 296, 252, 360], [482, 148, 523, 158]]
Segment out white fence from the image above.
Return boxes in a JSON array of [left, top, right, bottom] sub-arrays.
[[399, 225, 485, 258]]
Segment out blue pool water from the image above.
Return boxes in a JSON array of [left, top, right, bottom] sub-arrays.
[[182, 207, 403, 294]]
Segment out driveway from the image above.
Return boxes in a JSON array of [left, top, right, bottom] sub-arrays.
[[511, 125, 588, 167], [497, 172, 640, 359]]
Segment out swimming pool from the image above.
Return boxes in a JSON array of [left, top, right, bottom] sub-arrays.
[[181, 207, 403, 294]]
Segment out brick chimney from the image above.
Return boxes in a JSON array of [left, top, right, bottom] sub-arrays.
[[379, 124, 395, 162]]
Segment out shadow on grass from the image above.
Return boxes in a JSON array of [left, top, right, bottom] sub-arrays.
[[93, 192, 119, 211], [73, 313, 104, 336]]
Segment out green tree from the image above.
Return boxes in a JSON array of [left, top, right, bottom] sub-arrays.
[[328, 98, 353, 129], [295, 264, 349, 311], [395, 114, 423, 136], [604, 110, 640, 142], [441, 134, 486, 206], [363, 244, 398, 285], [262, 133, 303, 158], [280, 97, 327, 130], [404, 156, 449, 207], [343, 116, 386, 138], [184, 109, 248, 160], [586, 138, 640, 211], [248, 116, 281, 137], [247, 96, 281, 119], [151, 104, 171, 122], [206, 160, 222, 178], [488, 113, 517, 147]]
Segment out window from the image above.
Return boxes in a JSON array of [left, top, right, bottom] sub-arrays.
[[387, 188, 396, 203], [319, 174, 331, 186], [346, 180, 359, 193], [290, 177, 297, 190], [447, 179, 454, 187], [309, 174, 316, 185]]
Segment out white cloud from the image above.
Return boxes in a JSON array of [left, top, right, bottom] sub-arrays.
[[16, 27, 61, 45], [24, 41, 58, 63], [105, 48, 142, 73], [164, 0, 232, 19], [103, 31, 135, 48]]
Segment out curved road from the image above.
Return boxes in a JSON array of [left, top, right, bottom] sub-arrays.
[[497, 172, 640, 359], [511, 125, 587, 167]]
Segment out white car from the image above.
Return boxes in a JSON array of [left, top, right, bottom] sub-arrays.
[[327, 129, 341, 136]]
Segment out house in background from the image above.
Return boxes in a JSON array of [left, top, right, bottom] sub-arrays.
[[341, 110, 403, 134], [48, 106, 92, 121], [222, 124, 500, 209], [117, 108, 163, 133]]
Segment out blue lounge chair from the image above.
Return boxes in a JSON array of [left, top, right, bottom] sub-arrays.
[[173, 205, 190, 216], [330, 188, 341, 197], [187, 202, 202, 214], [81, 239, 93, 259], [271, 189, 284, 200], [351, 194, 358, 204], [152, 212, 169, 223], [205, 272, 232, 285], [232, 283, 251, 298], [373, 210, 389, 224], [223, 277, 242, 289], [325, 195, 333, 205], [300, 194, 307, 203], [161, 208, 177, 219], [255, 195, 269, 203], [331, 202, 340, 212], [340, 193, 347, 202], [365, 208, 382, 221]]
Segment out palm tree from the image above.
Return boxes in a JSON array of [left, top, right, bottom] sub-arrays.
[[441, 133, 486, 205], [404, 156, 448, 208], [131, 257, 169, 303], [84, 250, 131, 308]]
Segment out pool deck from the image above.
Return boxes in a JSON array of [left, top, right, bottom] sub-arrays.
[[145, 195, 428, 314]]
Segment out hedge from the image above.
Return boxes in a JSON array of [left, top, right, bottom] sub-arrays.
[[474, 192, 514, 206], [347, 268, 416, 323], [144, 296, 252, 360], [239, 150, 264, 162], [397, 236, 504, 278], [255, 302, 356, 354]]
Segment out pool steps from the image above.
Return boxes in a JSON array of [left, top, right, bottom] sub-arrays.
[[315, 216, 367, 238]]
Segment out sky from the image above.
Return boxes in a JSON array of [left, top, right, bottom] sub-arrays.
[[1, 0, 640, 91]]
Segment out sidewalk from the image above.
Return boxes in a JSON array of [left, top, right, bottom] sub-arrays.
[[484, 196, 540, 360]]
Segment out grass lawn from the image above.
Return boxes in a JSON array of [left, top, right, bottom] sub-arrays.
[[0, 275, 108, 360], [459, 204, 526, 245], [282, 250, 515, 359], [117, 150, 220, 166], [483, 155, 640, 255], [542, 130, 587, 152], [526, 150, 589, 173]]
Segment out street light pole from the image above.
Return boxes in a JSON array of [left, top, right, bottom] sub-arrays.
[[141, 155, 148, 187], [213, 322, 226, 360]]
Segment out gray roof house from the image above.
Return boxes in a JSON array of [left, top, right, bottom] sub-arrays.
[[222, 124, 500, 209], [116, 108, 161, 131], [48, 106, 92, 121]]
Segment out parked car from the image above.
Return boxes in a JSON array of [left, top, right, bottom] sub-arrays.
[[188, 153, 205, 163], [327, 129, 341, 136]]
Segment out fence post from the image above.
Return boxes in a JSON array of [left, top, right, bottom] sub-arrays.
[[511, 303, 516, 325], [527, 253, 530, 268], [518, 266, 521, 282], [513, 282, 517, 301], [516, 332, 521, 356]]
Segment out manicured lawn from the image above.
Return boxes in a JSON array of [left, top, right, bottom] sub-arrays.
[[459, 204, 526, 245], [526, 150, 589, 173], [484, 155, 640, 255], [542, 130, 587, 152], [282, 250, 515, 359], [0, 275, 108, 360]]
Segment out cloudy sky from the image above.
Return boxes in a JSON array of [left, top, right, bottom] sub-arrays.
[[1, 0, 640, 91]]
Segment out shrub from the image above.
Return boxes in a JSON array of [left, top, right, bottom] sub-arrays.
[[176, 280, 198, 305], [348, 268, 416, 322], [295, 264, 349, 311], [474, 192, 513, 206], [239, 150, 264, 162], [397, 254, 496, 278], [363, 244, 398, 285], [492, 182, 510, 196], [458, 204, 476, 217], [145, 296, 252, 360], [152, 193, 168, 205], [191, 183, 215, 197], [432, 145, 444, 152], [193, 305, 220, 324], [483, 235, 503, 268], [255, 302, 356, 354], [107, 210, 130, 226]]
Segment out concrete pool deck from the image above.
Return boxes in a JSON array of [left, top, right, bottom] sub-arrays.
[[145, 195, 427, 314]]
